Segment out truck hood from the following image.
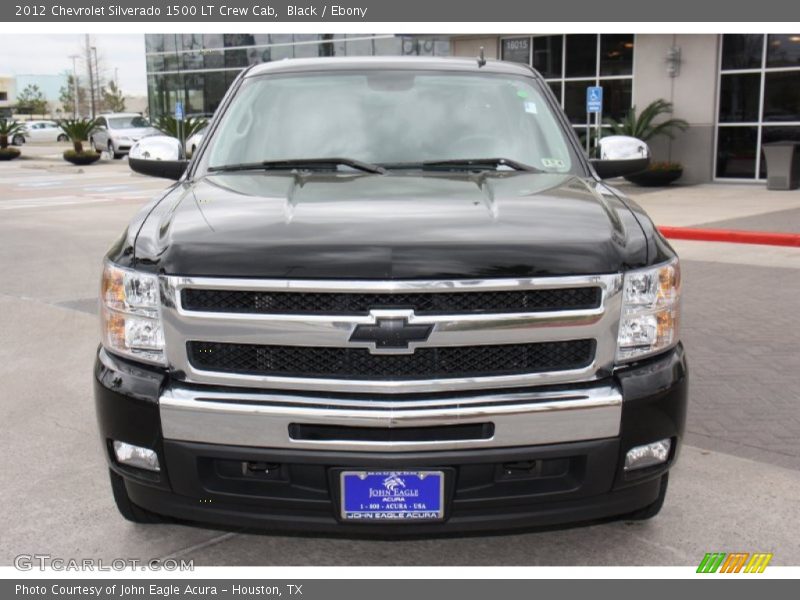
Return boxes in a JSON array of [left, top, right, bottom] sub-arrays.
[[133, 171, 648, 279]]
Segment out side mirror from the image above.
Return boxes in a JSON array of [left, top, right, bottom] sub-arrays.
[[589, 135, 650, 179], [128, 135, 189, 181]]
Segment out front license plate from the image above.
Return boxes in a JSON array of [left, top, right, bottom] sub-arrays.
[[340, 470, 445, 522]]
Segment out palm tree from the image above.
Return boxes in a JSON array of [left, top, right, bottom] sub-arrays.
[[155, 115, 208, 140], [59, 118, 99, 154], [0, 118, 25, 149], [605, 99, 689, 142]]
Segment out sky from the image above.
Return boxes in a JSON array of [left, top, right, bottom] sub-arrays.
[[0, 34, 147, 96]]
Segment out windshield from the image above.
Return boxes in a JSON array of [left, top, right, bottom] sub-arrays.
[[108, 116, 150, 129], [203, 71, 575, 173]]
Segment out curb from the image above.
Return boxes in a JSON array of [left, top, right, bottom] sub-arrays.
[[659, 226, 800, 248]]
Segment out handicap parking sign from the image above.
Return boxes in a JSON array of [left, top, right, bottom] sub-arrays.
[[174, 101, 184, 120], [586, 86, 603, 113]]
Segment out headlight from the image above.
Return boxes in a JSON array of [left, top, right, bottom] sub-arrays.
[[616, 258, 681, 362], [100, 262, 165, 364]]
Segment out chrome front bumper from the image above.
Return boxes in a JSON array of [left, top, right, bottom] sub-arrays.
[[159, 384, 622, 452]]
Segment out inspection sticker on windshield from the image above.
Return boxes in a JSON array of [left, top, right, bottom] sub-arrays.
[[524, 101, 538, 114], [340, 471, 445, 521], [542, 158, 565, 169]]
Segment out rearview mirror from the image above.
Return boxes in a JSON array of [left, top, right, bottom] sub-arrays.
[[589, 135, 650, 179], [128, 135, 188, 180]]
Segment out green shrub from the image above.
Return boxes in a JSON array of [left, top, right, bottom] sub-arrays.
[[59, 118, 99, 154], [0, 118, 25, 150]]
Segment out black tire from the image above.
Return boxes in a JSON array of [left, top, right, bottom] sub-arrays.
[[624, 473, 669, 521], [109, 141, 123, 159], [90, 136, 98, 152], [12, 134, 24, 146], [57, 133, 68, 142], [108, 469, 172, 524]]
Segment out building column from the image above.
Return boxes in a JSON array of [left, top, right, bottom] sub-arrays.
[[632, 34, 720, 184]]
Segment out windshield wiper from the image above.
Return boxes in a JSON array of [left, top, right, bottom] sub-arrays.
[[418, 158, 542, 172], [208, 158, 386, 174]]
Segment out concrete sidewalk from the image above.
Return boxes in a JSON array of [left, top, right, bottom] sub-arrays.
[[616, 182, 800, 268], [616, 182, 800, 230]]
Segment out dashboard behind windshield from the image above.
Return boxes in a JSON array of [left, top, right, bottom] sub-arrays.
[[201, 70, 577, 174]]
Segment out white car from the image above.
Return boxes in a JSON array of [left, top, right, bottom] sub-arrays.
[[185, 125, 208, 158], [90, 113, 159, 159], [12, 120, 69, 145]]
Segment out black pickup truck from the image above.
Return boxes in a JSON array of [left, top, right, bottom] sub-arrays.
[[96, 56, 687, 533]]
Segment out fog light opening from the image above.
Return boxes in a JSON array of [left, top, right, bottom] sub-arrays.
[[624, 438, 672, 471], [113, 440, 160, 472]]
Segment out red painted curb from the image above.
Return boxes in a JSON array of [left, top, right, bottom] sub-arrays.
[[658, 226, 800, 248]]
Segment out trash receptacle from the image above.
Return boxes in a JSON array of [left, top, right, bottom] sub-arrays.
[[762, 141, 800, 191]]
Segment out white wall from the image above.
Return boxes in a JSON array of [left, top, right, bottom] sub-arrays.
[[633, 34, 720, 183]]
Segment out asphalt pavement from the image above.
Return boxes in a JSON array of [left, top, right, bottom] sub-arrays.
[[1, 146, 799, 566]]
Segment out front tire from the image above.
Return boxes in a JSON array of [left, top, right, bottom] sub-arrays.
[[57, 134, 68, 142], [12, 134, 24, 146], [108, 469, 172, 524], [109, 141, 123, 159]]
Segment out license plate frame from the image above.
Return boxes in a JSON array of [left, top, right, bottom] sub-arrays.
[[339, 470, 446, 522]]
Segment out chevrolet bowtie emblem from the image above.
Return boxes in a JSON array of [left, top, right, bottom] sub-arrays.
[[349, 315, 433, 353]]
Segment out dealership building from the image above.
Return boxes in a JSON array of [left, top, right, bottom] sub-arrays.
[[145, 33, 800, 184]]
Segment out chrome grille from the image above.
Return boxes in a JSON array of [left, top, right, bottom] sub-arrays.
[[187, 339, 596, 380], [160, 274, 623, 394], [180, 286, 602, 315]]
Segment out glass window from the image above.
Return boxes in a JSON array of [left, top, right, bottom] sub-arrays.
[[108, 116, 150, 129], [547, 81, 562, 103], [532, 36, 562, 78], [502, 37, 531, 64], [721, 34, 763, 70], [204, 71, 575, 174], [600, 35, 634, 76], [718, 73, 761, 122], [762, 71, 800, 122], [602, 78, 633, 121], [766, 34, 800, 68], [564, 80, 593, 124], [716, 127, 758, 178], [565, 35, 597, 78]]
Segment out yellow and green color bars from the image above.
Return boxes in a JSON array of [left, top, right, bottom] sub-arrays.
[[697, 552, 773, 573]]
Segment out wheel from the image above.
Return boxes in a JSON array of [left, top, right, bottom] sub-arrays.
[[12, 134, 24, 146], [57, 133, 68, 142], [90, 136, 98, 152], [624, 473, 669, 521], [109, 140, 123, 159], [108, 469, 172, 524]]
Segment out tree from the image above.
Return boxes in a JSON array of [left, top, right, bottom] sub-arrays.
[[59, 118, 98, 154], [155, 115, 208, 140], [0, 119, 25, 149], [102, 80, 126, 113], [605, 99, 689, 142], [16, 84, 48, 117], [59, 75, 89, 117]]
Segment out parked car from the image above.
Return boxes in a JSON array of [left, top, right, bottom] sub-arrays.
[[11, 120, 69, 144], [101, 57, 687, 533], [184, 124, 207, 158], [90, 113, 159, 159]]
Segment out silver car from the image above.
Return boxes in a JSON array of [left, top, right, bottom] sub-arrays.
[[91, 113, 159, 159], [185, 125, 208, 158], [12, 120, 69, 145]]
